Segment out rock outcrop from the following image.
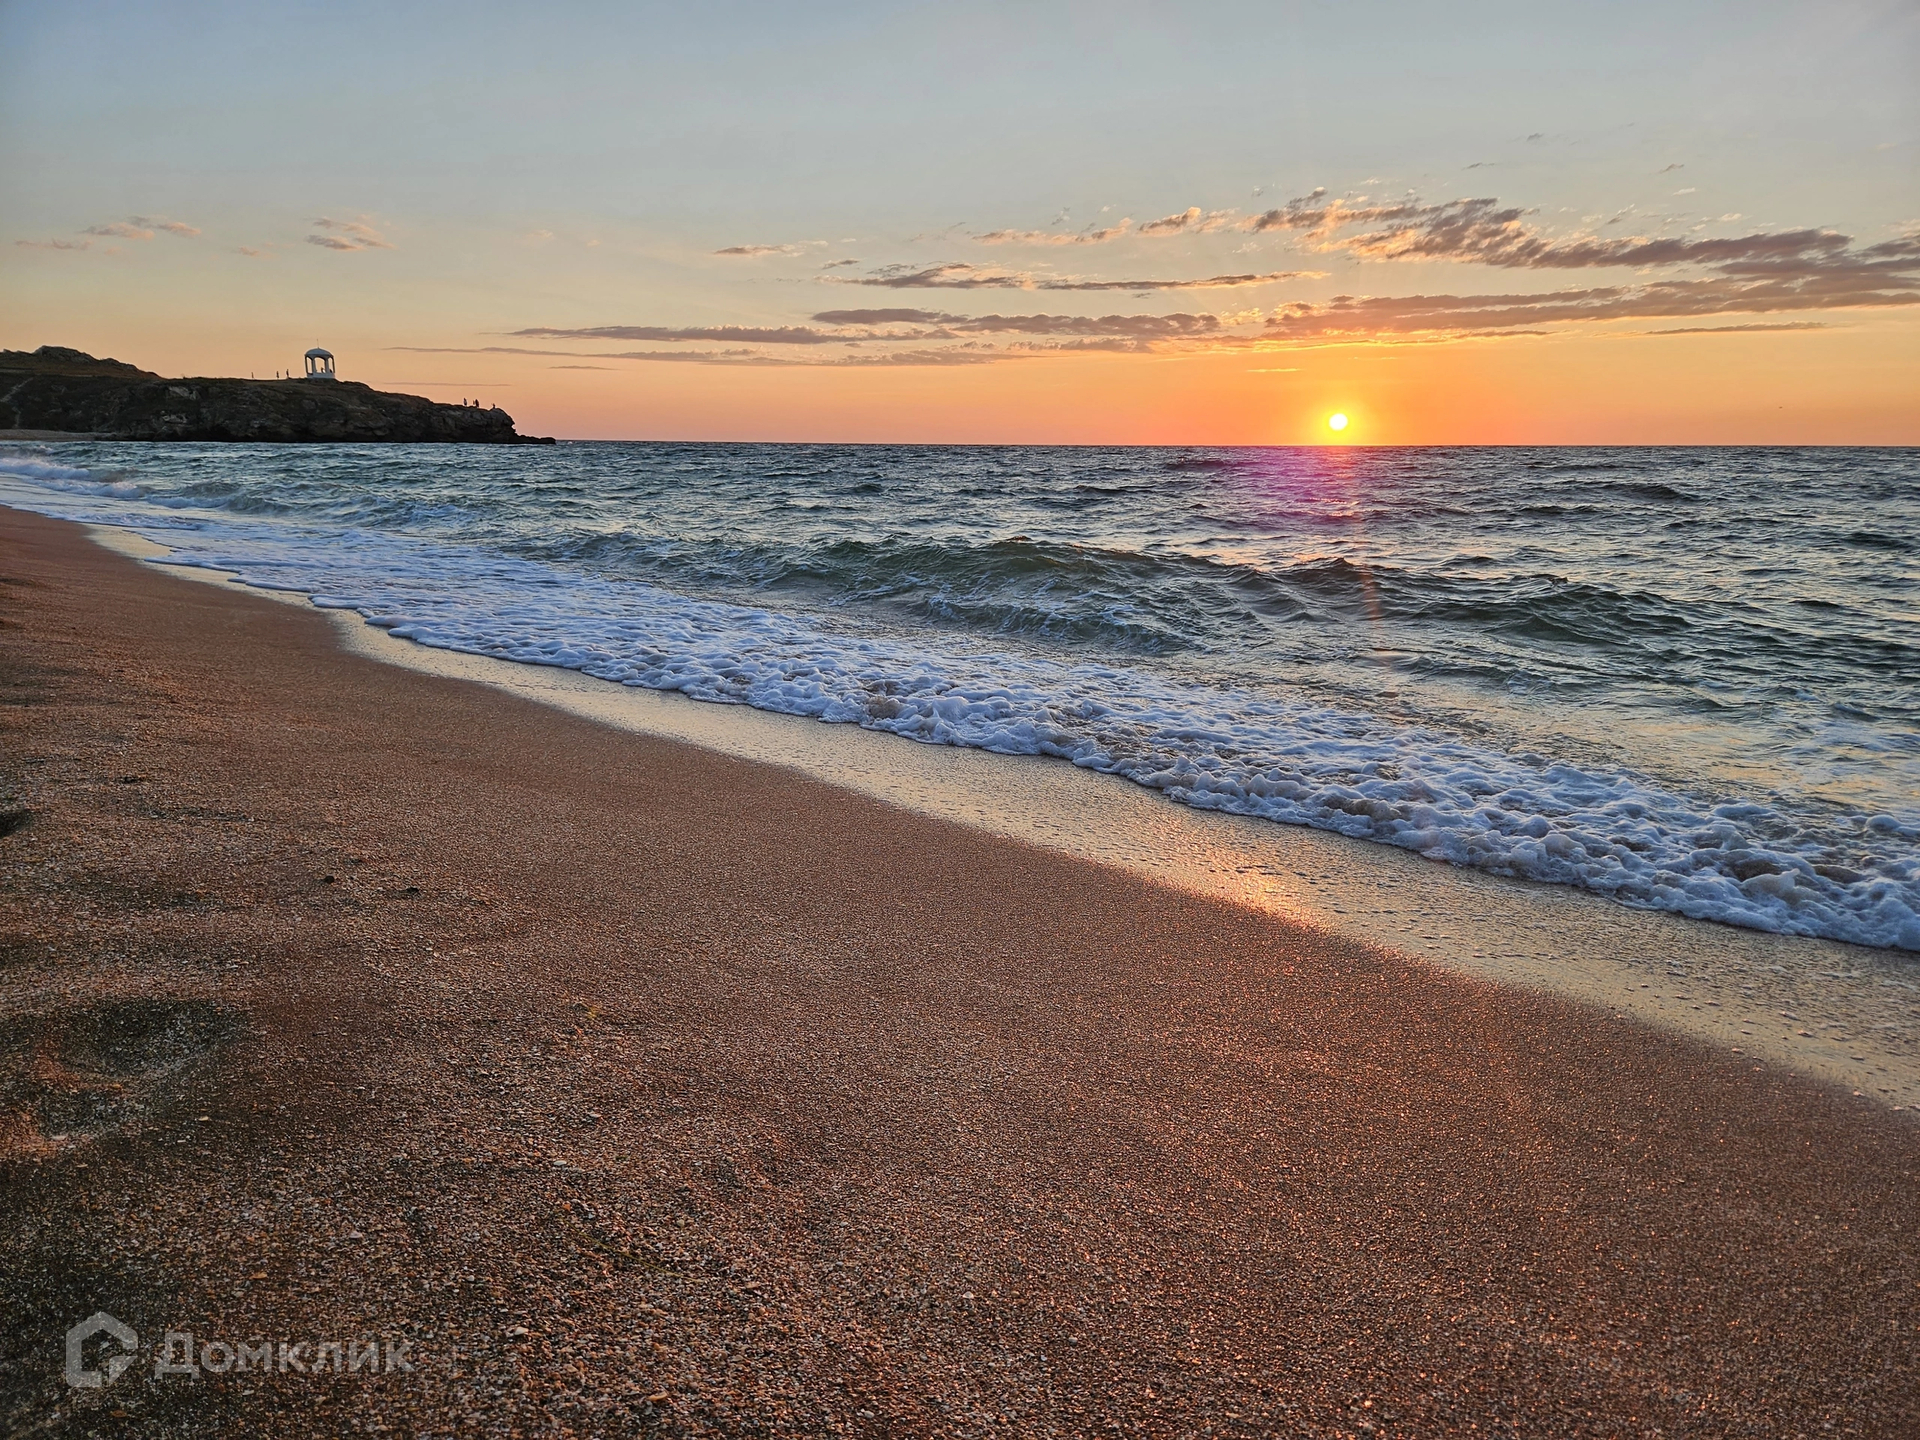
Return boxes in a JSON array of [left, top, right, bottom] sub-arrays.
[[0, 346, 554, 444]]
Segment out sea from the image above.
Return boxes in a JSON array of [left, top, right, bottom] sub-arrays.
[[2, 441, 1915, 952]]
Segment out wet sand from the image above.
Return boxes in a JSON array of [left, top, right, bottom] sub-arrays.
[[3, 507, 1916, 1438]]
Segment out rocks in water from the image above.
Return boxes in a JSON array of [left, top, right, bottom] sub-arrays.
[[0, 345, 554, 444]]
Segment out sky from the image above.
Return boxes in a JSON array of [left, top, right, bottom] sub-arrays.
[[2, 0, 1916, 444]]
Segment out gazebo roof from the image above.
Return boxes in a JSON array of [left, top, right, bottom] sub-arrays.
[[305, 347, 333, 359]]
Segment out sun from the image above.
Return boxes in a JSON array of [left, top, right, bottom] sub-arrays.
[[1327, 412, 1350, 432]]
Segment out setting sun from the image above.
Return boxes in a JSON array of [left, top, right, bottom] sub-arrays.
[[1327, 412, 1350, 432]]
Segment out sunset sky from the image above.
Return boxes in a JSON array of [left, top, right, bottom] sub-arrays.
[[3, 0, 1915, 444]]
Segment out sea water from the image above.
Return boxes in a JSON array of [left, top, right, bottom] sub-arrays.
[[3, 441, 1914, 950]]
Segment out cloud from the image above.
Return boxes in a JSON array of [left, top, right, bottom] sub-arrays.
[[714, 243, 805, 256], [309, 217, 393, 251], [74, 215, 198, 240], [83, 221, 154, 240], [835, 349, 1004, 366], [513, 324, 850, 346], [390, 343, 1003, 368], [976, 219, 1132, 246], [1136, 207, 1236, 237], [15, 237, 91, 250], [1265, 258, 1920, 339], [1641, 321, 1831, 335], [1238, 190, 1920, 339], [974, 208, 1237, 245], [991, 312, 1222, 337], [513, 312, 1230, 346], [1047, 269, 1316, 292], [1242, 189, 1910, 283], [396, 344, 789, 365], [405, 188, 1920, 366], [810, 308, 1223, 339], [838, 262, 1026, 289], [810, 308, 945, 325], [820, 257, 861, 268], [1003, 338, 1159, 354], [839, 261, 1316, 291]]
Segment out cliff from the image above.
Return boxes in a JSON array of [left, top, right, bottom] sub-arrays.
[[0, 347, 554, 444]]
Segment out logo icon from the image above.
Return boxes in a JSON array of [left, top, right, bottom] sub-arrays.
[[65, 1312, 138, 1389]]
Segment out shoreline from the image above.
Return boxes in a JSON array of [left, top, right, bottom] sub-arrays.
[[94, 523, 1920, 1109], [4, 507, 1917, 1435]]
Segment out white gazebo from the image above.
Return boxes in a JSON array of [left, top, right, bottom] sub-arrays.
[[303, 347, 337, 381]]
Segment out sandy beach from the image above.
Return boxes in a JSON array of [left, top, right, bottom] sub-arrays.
[[3, 506, 1917, 1437]]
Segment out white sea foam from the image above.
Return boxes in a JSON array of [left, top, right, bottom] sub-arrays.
[[4, 455, 1916, 951], [0, 455, 107, 486]]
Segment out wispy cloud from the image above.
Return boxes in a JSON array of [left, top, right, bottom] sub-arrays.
[[514, 324, 851, 346], [130, 215, 200, 237], [839, 262, 1316, 291], [810, 308, 937, 324], [811, 309, 1224, 338], [395, 344, 785, 364], [974, 207, 1237, 246], [308, 217, 393, 251], [1048, 269, 1318, 292], [1265, 258, 1920, 339], [835, 349, 1004, 366], [1136, 206, 1236, 237], [976, 219, 1132, 246], [1228, 188, 1920, 337], [714, 243, 806, 257], [513, 312, 1231, 345], [1242, 189, 1905, 280], [390, 343, 1003, 368], [76, 215, 199, 241], [82, 221, 154, 240], [419, 188, 1920, 365], [1642, 321, 1831, 335], [18, 216, 194, 251], [839, 262, 1024, 289]]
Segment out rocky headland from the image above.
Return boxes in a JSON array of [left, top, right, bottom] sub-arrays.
[[0, 346, 553, 444]]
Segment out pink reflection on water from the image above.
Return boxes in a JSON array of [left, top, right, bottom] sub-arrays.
[[1215, 447, 1386, 628]]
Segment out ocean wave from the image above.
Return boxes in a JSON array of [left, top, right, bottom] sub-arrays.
[[278, 542, 1920, 951], [0, 453, 110, 487], [3, 444, 1916, 952]]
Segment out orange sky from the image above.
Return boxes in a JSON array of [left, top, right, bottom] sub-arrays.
[[470, 322, 1920, 446], [4, 2, 1916, 444], [8, 291, 1913, 447]]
